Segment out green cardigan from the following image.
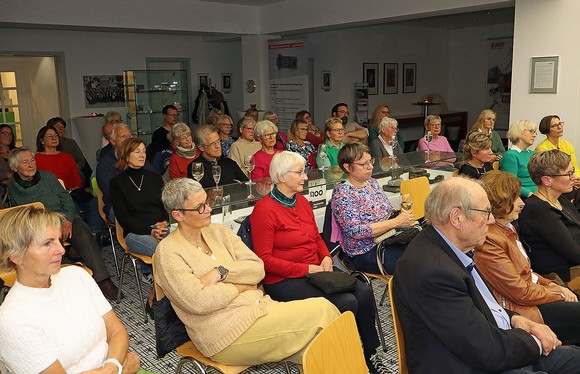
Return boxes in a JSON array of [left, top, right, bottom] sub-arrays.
[[500, 148, 537, 197]]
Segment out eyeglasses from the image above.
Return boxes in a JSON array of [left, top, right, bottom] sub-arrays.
[[286, 169, 306, 176], [243, 127, 255, 132], [550, 122, 565, 128], [381, 110, 391, 115], [388, 126, 399, 132], [429, 123, 442, 128], [352, 158, 375, 168], [178, 134, 192, 141], [262, 133, 277, 139], [524, 129, 537, 135], [177, 201, 211, 215], [221, 123, 233, 128], [336, 110, 349, 115], [0, 131, 12, 136], [298, 127, 309, 132], [44, 134, 59, 139], [20, 158, 36, 167], [330, 128, 345, 133], [548, 168, 576, 179], [165, 113, 179, 118], [204, 140, 221, 148], [468, 207, 493, 221]]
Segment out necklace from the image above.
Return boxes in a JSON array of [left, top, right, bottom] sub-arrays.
[[128, 174, 144, 191], [537, 189, 561, 209], [183, 234, 209, 254]]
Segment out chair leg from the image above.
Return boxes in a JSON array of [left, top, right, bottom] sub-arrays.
[[351, 271, 388, 353], [116, 253, 128, 303], [107, 226, 120, 278], [379, 286, 389, 306], [130, 256, 148, 323], [284, 361, 291, 373], [175, 357, 206, 374]]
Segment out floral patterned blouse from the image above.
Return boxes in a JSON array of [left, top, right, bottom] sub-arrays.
[[331, 178, 394, 256], [286, 140, 316, 171], [220, 137, 235, 157]]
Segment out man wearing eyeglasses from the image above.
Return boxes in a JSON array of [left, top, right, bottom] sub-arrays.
[[393, 177, 580, 373], [331, 103, 368, 144], [188, 125, 247, 189], [147, 104, 179, 161]]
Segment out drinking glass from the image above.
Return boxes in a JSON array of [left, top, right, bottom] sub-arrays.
[[424, 131, 433, 163], [317, 144, 328, 171], [191, 162, 204, 182], [212, 165, 221, 191], [244, 155, 256, 185], [388, 138, 399, 162], [401, 193, 413, 212]]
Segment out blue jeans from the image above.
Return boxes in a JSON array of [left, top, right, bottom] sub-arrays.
[[343, 244, 405, 275], [124, 233, 158, 274]]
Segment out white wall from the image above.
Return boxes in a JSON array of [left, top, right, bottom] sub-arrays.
[[510, 0, 580, 151]]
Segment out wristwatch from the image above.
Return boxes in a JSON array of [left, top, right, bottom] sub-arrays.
[[104, 358, 122, 374], [215, 265, 229, 281]]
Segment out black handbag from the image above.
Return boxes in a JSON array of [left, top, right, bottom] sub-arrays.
[[305, 271, 357, 294], [152, 295, 190, 359]]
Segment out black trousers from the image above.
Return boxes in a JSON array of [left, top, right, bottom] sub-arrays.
[[538, 301, 580, 345], [501, 345, 580, 374], [264, 276, 380, 358], [70, 217, 110, 282]]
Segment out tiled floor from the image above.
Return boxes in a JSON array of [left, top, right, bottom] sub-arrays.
[[101, 239, 400, 373]]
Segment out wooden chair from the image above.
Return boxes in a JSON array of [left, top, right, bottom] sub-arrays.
[[400, 176, 430, 220], [389, 279, 408, 374], [492, 160, 500, 170], [115, 220, 152, 323], [302, 311, 368, 374], [97, 188, 120, 277]]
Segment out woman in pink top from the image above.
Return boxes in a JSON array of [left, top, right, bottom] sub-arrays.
[[251, 120, 281, 180], [417, 114, 456, 166]]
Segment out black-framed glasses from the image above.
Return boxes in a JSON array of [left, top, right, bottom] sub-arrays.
[[330, 128, 345, 133], [176, 201, 211, 215], [550, 122, 565, 128], [548, 168, 575, 179], [468, 207, 493, 221], [352, 158, 375, 168]]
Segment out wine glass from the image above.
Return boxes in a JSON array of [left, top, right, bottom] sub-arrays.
[[424, 130, 433, 163], [212, 164, 221, 191], [244, 155, 256, 185], [191, 162, 204, 182], [401, 193, 413, 212], [318, 144, 328, 171], [388, 138, 398, 162]]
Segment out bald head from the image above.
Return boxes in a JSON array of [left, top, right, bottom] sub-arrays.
[[425, 177, 484, 225]]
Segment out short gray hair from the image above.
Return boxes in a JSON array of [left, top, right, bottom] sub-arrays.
[[425, 115, 441, 129], [507, 120, 536, 144], [105, 111, 121, 123], [254, 120, 278, 138], [170, 122, 191, 142], [262, 111, 277, 121], [424, 176, 481, 225], [238, 116, 256, 132], [379, 117, 398, 130], [8, 147, 34, 171], [194, 124, 218, 147], [109, 123, 130, 141], [162, 178, 204, 213], [270, 151, 305, 184]]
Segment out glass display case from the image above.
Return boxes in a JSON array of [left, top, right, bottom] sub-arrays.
[[123, 70, 189, 144]]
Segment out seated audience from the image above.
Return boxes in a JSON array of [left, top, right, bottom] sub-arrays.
[[96, 111, 122, 162], [188, 125, 247, 188], [228, 116, 261, 176], [315, 117, 345, 168], [0, 206, 140, 373], [519, 150, 580, 283], [35, 125, 101, 234], [147, 104, 178, 161], [368, 104, 404, 148], [154, 178, 340, 366], [475, 170, 580, 345], [471, 109, 505, 160], [458, 132, 494, 179], [47, 117, 92, 187], [393, 176, 580, 373], [417, 115, 454, 154], [500, 120, 538, 197], [7, 147, 118, 299], [251, 120, 281, 180], [331, 143, 415, 274], [369, 117, 404, 161], [295, 110, 324, 148], [244, 106, 259, 121], [262, 111, 287, 150], [217, 114, 236, 157], [0, 124, 15, 181], [286, 119, 317, 171], [331, 103, 368, 144], [207, 108, 223, 126], [168, 122, 200, 179], [252, 151, 388, 373], [110, 138, 168, 283]]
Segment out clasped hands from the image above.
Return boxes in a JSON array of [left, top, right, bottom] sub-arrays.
[[511, 315, 561, 356], [150, 221, 169, 241], [308, 256, 333, 273]]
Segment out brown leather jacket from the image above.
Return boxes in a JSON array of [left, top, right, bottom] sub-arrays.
[[474, 222, 565, 323]]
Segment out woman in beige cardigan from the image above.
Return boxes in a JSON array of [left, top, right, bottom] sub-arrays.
[[154, 178, 339, 365]]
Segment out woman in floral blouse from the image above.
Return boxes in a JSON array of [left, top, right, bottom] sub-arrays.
[[286, 119, 317, 171]]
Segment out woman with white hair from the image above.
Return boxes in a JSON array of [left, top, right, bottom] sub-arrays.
[[262, 111, 287, 150], [369, 117, 403, 160], [154, 177, 340, 366], [251, 120, 282, 180], [500, 120, 538, 198], [168, 122, 200, 179], [251, 151, 389, 373]]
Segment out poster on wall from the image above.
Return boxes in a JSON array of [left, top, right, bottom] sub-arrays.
[[486, 37, 513, 132], [83, 75, 125, 108], [268, 40, 309, 133]]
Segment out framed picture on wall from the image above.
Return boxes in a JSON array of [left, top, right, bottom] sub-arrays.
[[198, 73, 209, 88], [383, 63, 398, 94], [402, 63, 416, 93], [222, 73, 232, 93], [321, 70, 332, 91], [363, 63, 379, 95]]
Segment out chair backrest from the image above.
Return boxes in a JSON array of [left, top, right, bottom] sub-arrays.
[[302, 311, 367, 374], [236, 215, 253, 251], [400, 176, 430, 220], [96, 187, 110, 223], [492, 160, 500, 170], [322, 202, 341, 257], [389, 279, 408, 374]]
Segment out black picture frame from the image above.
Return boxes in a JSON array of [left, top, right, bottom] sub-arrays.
[[402, 63, 417, 93], [363, 63, 379, 95], [383, 63, 398, 94]]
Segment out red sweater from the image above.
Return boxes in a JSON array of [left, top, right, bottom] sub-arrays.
[[35, 152, 82, 190], [169, 150, 200, 179], [250, 149, 280, 180], [251, 194, 330, 284]]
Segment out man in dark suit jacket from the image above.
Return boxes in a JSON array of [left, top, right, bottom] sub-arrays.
[[393, 177, 580, 373]]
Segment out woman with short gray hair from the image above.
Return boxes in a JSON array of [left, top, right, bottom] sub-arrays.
[[251, 120, 281, 180], [369, 117, 403, 160], [500, 120, 538, 197], [169, 122, 200, 179]]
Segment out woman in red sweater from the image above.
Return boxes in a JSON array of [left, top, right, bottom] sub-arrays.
[[251, 151, 388, 374]]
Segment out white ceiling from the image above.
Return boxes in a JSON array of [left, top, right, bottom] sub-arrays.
[[199, 0, 283, 5]]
